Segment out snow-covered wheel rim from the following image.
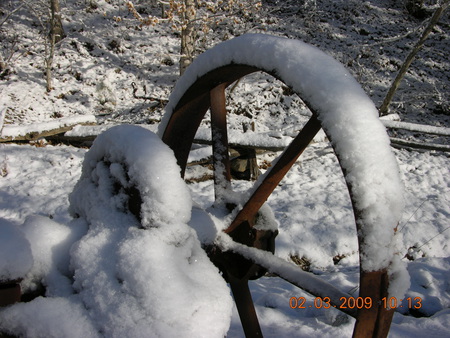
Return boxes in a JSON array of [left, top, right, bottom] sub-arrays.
[[159, 34, 406, 337]]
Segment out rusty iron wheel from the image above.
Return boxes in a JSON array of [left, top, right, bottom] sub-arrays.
[[161, 64, 396, 338]]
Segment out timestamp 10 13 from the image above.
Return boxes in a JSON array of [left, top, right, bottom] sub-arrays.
[[289, 296, 422, 310]]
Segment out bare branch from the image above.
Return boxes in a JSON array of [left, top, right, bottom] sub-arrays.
[[379, 0, 450, 116], [0, 3, 26, 27]]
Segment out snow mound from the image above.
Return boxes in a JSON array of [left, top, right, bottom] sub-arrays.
[[69, 125, 233, 337], [1, 126, 232, 337], [71, 124, 192, 228], [0, 218, 33, 281], [0, 297, 99, 338], [20, 215, 87, 297], [159, 33, 406, 296]]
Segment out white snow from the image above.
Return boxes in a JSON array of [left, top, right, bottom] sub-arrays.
[[65, 123, 158, 139], [194, 127, 292, 150], [20, 215, 87, 297], [0, 218, 33, 281], [0, 297, 100, 338], [381, 120, 450, 136], [0, 125, 233, 337], [70, 125, 193, 227], [0, 137, 449, 337]]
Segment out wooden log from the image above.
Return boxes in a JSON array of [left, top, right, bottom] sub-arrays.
[[0, 115, 96, 143], [389, 138, 450, 152], [381, 120, 450, 136]]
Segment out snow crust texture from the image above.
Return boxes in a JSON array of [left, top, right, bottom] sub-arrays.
[[160, 34, 406, 289]]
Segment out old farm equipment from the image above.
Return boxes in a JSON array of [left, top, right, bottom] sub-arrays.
[[158, 34, 404, 337], [0, 34, 405, 338]]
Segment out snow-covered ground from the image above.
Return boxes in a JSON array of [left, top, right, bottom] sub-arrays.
[[0, 140, 449, 337], [1, 0, 448, 128], [1, 0, 449, 337]]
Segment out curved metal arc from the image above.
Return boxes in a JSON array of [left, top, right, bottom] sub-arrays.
[[161, 92, 210, 176], [352, 270, 394, 338]]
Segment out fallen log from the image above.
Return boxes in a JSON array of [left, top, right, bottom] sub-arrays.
[[0, 115, 96, 143], [389, 137, 450, 152], [381, 120, 450, 136]]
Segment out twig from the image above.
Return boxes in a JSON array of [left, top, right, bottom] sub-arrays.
[[0, 107, 6, 132], [416, 226, 450, 250], [131, 82, 168, 105], [397, 198, 428, 234], [0, 3, 25, 27]]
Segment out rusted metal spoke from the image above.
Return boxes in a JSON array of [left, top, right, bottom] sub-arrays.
[[225, 115, 322, 234], [210, 83, 232, 201], [219, 235, 358, 318], [228, 276, 263, 338]]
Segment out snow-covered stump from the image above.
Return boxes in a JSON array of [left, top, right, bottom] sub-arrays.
[[160, 34, 408, 337]]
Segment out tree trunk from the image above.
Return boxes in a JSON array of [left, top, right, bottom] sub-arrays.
[[50, 0, 65, 43], [379, 0, 449, 116], [45, 33, 55, 92], [0, 55, 6, 75], [46, 0, 65, 91], [179, 0, 196, 75]]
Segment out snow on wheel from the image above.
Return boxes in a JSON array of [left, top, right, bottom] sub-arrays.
[[66, 125, 232, 337], [160, 34, 408, 337]]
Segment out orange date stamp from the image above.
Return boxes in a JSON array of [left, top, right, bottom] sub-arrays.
[[289, 296, 422, 310]]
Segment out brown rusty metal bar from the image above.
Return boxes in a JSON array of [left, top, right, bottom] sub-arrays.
[[225, 115, 322, 234], [228, 276, 263, 338], [352, 271, 383, 337], [210, 83, 232, 200], [373, 270, 395, 338]]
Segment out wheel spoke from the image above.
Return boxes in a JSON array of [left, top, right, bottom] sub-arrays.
[[225, 115, 322, 234], [217, 233, 358, 318], [210, 83, 232, 202], [229, 276, 263, 338]]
